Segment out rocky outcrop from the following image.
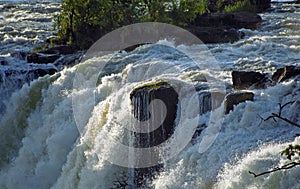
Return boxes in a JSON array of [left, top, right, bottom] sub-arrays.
[[0, 67, 57, 86], [271, 66, 300, 83], [39, 45, 75, 55], [198, 91, 226, 114], [130, 82, 178, 147], [224, 92, 254, 114], [232, 70, 269, 89], [27, 45, 78, 64], [129, 82, 178, 187], [27, 53, 60, 64], [193, 12, 262, 29], [188, 11, 262, 43], [188, 26, 245, 43]]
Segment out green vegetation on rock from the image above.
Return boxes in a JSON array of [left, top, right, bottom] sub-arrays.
[[132, 81, 171, 92]]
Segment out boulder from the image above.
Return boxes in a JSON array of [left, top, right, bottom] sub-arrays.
[[193, 12, 262, 30], [224, 92, 254, 114], [129, 82, 178, 148], [188, 26, 245, 43], [232, 70, 269, 89], [27, 53, 60, 64], [271, 66, 300, 83]]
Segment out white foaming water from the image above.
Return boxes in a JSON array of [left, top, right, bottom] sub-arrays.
[[0, 42, 299, 189], [0, 1, 299, 189], [152, 80, 300, 188]]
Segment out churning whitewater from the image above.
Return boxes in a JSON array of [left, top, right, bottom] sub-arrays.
[[0, 1, 300, 189], [0, 41, 299, 188]]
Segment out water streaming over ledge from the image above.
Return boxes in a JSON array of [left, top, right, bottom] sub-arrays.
[[0, 1, 299, 189]]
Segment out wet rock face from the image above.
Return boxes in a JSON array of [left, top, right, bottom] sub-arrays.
[[198, 91, 226, 114], [129, 84, 178, 148], [224, 92, 254, 114], [129, 83, 178, 187], [271, 66, 300, 83], [232, 70, 269, 89]]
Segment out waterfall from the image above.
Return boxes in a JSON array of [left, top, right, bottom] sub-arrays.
[[0, 2, 299, 188]]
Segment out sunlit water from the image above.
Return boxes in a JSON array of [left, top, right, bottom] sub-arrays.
[[0, 1, 299, 189]]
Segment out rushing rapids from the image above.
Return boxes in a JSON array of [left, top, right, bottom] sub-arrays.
[[0, 1, 299, 189]]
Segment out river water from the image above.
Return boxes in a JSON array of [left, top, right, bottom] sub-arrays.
[[0, 1, 299, 189]]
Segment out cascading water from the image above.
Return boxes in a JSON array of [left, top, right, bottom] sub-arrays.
[[0, 1, 299, 189]]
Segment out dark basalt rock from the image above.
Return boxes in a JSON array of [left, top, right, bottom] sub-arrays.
[[129, 82, 178, 148], [1, 67, 57, 86], [27, 53, 60, 64], [129, 82, 178, 187], [271, 66, 300, 83], [39, 45, 75, 55], [224, 92, 254, 114], [193, 12, 262, 30], [188, 26, 245, 43], [232, 70, 269, 89], [198, 91, 226, 114]]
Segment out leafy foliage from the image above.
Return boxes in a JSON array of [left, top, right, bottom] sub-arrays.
[[223, 0, 255, 12], [281, 144, 300, 161], [55, 0, 210, 49]]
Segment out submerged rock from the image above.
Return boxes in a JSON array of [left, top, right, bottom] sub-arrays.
[[271, 66, 300, 83], [232, 70, 269, 89], [224, 92, 254, 114]]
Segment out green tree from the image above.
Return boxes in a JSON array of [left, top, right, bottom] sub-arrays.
[[55, 0, 210, 49], [170, 0, 209, 26]]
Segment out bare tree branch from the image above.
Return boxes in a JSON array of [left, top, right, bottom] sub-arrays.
[[251, 100, 300, 177], [257, 101, 300, 128], [249, 162, 300, 177]]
